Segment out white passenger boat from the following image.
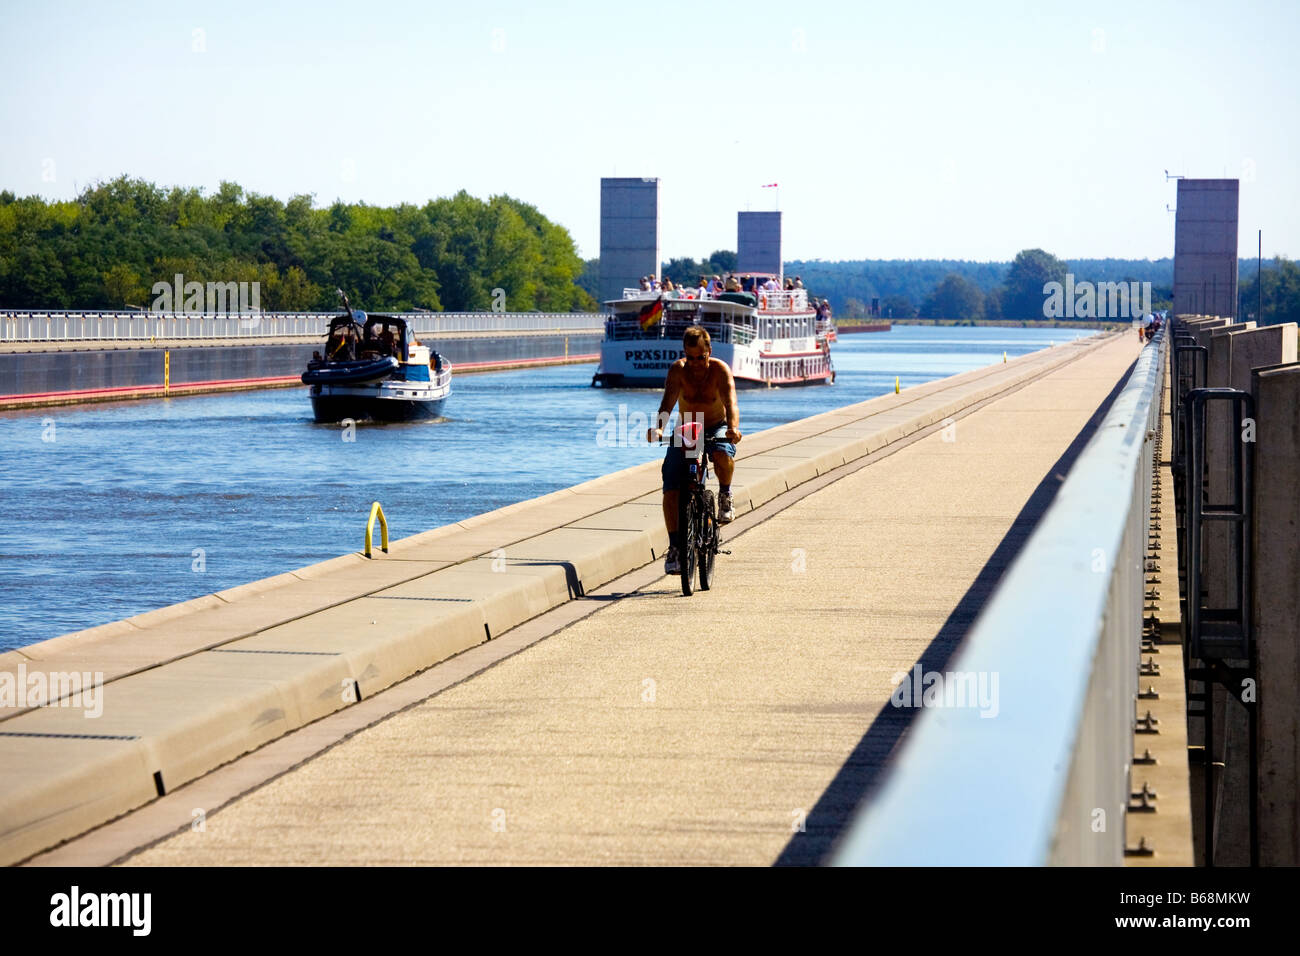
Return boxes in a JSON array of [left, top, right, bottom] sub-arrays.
[[302, 310, 451, 422], [591, 273, 834, 388]]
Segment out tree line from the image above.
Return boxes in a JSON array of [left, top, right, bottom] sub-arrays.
[[585, 249, 1278, 322], [0, 177, 596, 312], [1239, 259, 1300, 327], [576, 252, 1186, 319], [785, 252, 1177, 320]]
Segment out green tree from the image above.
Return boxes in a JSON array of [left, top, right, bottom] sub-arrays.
[[576, 257, 599, 302], [983, 287, 1003, 320], [841, 297, 869, 318], [1002, 248, 1067, 319], [102, 264, 146, 307], [0, 178, 590, 312], [662, 256, 702, 287], [274, 266, 320, 311], [705, 250, 737, 274], [1239, 258, 1300, 327], [921, 273, 984, 319], [882, 294, 914, 318]]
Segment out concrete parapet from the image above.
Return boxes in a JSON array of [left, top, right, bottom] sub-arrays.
[[1196, 323, 1290, 863], [1191, 319, 1230, 350], [1203, 324, 1256, 610], [1250, 362, 1300, 865]]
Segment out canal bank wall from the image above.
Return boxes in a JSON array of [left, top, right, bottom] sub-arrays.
[[0, 331, 602, 410]]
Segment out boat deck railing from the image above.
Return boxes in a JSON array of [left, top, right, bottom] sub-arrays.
[[604, 316, 757, 347], [604, 308, 819, 347], [755, 289, 808, 312], [620, 288, 810, 313]]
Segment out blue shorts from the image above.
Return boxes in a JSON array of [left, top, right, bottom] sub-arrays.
[[662, 422, 736, 492]]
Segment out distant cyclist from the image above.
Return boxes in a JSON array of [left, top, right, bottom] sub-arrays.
[[647, 326, 742, 574]]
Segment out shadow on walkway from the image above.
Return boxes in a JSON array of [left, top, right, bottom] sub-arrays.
[[774, 356, 1138, 866]]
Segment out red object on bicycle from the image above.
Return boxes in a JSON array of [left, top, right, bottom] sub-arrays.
[[676, 421, 703, 449]]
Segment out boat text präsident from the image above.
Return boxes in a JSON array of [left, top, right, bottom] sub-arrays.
[[592, 276, 834, 388]]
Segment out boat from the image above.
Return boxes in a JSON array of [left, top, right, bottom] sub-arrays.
[[591, 274, 834, 388], [302, 296, 451, 422]]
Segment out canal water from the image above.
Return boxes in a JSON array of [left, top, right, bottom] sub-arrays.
[[0, 326, 1093, 649]]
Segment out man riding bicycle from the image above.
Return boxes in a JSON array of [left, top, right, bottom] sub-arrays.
[[646, 325, 742, 575]]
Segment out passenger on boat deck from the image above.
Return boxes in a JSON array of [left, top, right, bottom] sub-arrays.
[[784, 278, 795, 291], [708, 275, 722, 296], [662, 278, 675, 295], [794, 276, 804, 289], [697, 276, 708, 298], [639, 276, 651, 291], [725, 276, 742, 293], [741, 275, 754, 293], [762, 276, 780, 292]]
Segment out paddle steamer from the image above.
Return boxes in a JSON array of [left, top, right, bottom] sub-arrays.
[[592, 274, 833, 388]]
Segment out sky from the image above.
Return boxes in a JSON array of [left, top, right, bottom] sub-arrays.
[[1, 0, 1296, 263]]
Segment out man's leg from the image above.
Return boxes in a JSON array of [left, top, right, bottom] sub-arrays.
[[711, 450, 734, 488], [661, 447, 683, 572], [712, 449, 735, 523], [662, 490, 679, 533]]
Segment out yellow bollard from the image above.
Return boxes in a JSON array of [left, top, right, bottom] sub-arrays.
[[365, 501, 389, 557], [1003, 351, 1007, 363], [894, 376, 900, 394], [164, 350, 170, 395]]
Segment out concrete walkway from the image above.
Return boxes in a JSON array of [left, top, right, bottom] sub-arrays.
[[111, 334, 1141, 866]]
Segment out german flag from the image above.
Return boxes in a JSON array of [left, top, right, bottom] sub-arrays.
[[638, 296, 664, 330]]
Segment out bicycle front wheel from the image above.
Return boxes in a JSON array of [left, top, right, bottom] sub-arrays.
[[678, 487, 697, 596], [698, 489, 717, 591]]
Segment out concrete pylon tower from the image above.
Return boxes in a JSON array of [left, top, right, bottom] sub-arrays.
[[1173, 179, 1239, 318], [737, 211, 782, 277], [599, 178, 660, 303]]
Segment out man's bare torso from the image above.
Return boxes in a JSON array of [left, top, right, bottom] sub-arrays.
[[670, 358, 728, 428]]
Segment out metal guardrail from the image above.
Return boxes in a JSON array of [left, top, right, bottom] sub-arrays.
[[364, 501, 389, 558], [0, 311, 604, 343], [833, 328, 1166, 865]]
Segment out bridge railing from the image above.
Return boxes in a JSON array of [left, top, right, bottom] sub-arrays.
[[0, 311, 604, 343], [833, 328, 1167, 865]]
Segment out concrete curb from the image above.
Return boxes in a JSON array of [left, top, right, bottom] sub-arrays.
[[0, 334, 1110, 865]]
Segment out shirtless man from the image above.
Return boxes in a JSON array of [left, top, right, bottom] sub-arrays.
[[646, 325, 742, 574]]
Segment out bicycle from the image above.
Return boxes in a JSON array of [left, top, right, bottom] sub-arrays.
[[663, 421, 729, 596]]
